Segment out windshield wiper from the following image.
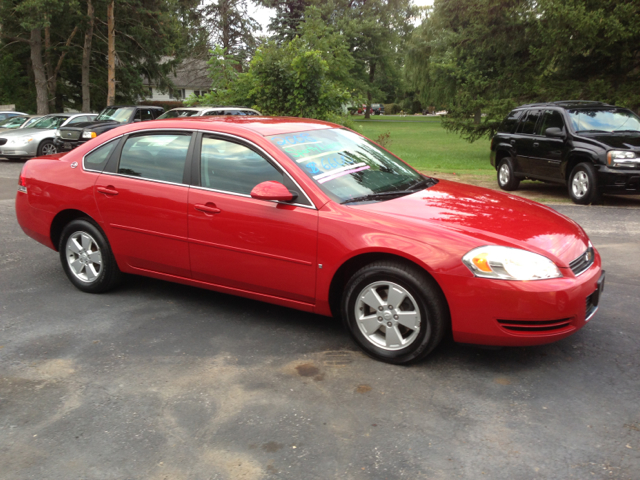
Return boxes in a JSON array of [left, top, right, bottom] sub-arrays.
[[575, 129, 609, 133], [612, 130, 640, 134], [342, 178, 437, 204]]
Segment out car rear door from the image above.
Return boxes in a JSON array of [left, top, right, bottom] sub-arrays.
[[94, 131, 194, 277], [187, 133, 318, 306]]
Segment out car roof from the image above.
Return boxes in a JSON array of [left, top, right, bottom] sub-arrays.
[[147, 116, 337, 136], [515, 101, 619, 110]]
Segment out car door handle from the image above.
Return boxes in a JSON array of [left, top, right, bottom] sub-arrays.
[[533, 142, 539, 148], [194, 203, 221, 215], [96, 186, 118, 196], [510, 139, 516, 145]]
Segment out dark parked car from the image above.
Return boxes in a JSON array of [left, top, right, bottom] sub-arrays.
[[490, 101, 640, 204], [371, 103, 385, 115], [54, 105, 164, 151]]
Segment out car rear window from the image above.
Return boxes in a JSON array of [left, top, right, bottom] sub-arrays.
[[118, 133, 191, 184], [498, 110, 523, 134]]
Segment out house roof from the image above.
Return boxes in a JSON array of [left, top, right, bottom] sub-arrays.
[[143, 57, 211, 89]]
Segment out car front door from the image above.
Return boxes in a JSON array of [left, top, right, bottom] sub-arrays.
[[94, 132, 193, 277], [513, 109, 543, 175], [532, 109, 567, 181], [187, 134, 318, 306]]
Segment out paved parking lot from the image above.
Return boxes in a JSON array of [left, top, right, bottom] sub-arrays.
[[1, 158, 639, 479]]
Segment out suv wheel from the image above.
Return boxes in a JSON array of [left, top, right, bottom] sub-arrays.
[[497, 157, 520, 191], [341, 261, 449, 364], [568, 163, 601, 205]]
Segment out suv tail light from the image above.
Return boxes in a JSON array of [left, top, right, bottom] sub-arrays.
[[17, 168, 27, 193]]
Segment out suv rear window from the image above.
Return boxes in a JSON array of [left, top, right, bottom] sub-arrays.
[[498, 110, 523, 134]]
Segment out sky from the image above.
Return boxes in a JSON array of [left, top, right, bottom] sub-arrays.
[[248, 0, 435, 35]]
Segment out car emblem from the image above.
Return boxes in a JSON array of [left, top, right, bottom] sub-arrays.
[[70, 162, 78, 169], [585, 251, 592, 262], [66, 132, 72, 137]]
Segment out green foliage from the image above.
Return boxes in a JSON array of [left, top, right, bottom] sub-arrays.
[[407, 0, 640, 142], [384, 103, 402, 114], [0, 48, 36, 113]]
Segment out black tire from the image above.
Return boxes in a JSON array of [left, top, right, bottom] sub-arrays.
[[497, 157, 520, 191], [37, 139, 57, 156], [59, 219, 122, 293], [341, 261, 449, 364], [568, 163, 601, 205]]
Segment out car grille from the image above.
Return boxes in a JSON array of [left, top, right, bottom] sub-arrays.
[[60, 129, 81, 141], [497, 318, 573, 333], [585, 291, 598, 320], [569, 247, 594, 276], [0, 139, 7, 146]]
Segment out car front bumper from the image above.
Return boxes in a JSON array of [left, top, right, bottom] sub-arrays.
[[53, 138, 87, 151], [438, 252, 604, 347], [0, 146, 36, 158], [596, 165, 640, 194]]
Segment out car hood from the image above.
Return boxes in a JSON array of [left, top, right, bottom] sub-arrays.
[[354, 179, 588, 266], [62, 120, 122, 131], [0, 127, 55, 139], [578, 133, 640, 149]]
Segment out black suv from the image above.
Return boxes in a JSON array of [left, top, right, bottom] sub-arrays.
[[490, 101, 640, 204], [54, 105, 164, 151]]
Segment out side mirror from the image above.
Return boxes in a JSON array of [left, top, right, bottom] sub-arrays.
[[250, 181, 297, 202], [545, 127, 565, 138]]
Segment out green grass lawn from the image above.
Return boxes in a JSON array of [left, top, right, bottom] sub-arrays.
[[355, 116, 493, 174]]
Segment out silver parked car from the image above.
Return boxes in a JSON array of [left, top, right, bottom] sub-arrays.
[[157, 106, 262, 119], [0, 115, 43, 134], [0, 113, 97, 159]]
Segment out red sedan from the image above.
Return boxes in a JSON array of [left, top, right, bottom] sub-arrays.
[[15, 117, 605, 363]]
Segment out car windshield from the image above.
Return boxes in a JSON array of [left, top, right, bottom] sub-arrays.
[[569, 109, 640, 133], [268, 128, 432, 203], [96, 107, 135, 123], [157, 109, 200, 119], [30, 116, 68, 129], [0, 116, 27, 128]]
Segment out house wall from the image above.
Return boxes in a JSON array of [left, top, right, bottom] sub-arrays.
[[144, 87, 210, 102]]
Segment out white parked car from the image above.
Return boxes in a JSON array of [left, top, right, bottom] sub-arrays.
[[157, 106, 262, 119], [0, 113, 97, 159]]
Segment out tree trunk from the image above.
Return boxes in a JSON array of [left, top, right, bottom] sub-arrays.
[[82, 0, 95, 112], [364, 62, 376, 120], [30, 29, 49, 115], [474, 107, 482, 124], [107, 0, 116, 106]]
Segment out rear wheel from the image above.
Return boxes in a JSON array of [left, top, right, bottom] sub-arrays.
[[37, 140, 57, 156], [341, 261, 449, 364], [59, 219, 121, 293], [568, 163, 601, 205], [497, 157, 520, 191]]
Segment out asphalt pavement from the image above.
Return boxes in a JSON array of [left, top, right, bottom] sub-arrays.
[[1, 158, 639, 480]]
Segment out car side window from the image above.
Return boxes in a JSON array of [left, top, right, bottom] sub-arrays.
[[85, 139, 119, 171], [118, 134, 191, 184], [200, 137, 284, 195], [498, 110, 523, 134], [140, 109, 154, 121], [518, 110, 542, 135], [202, 110, 223, 116], [538, 110, 565, 134]]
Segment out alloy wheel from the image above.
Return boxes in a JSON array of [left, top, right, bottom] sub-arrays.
[[354, 281, 422, 351], [65, 231, 103, 283], [499, 163, 510, 185], [572, 171, 589, 198]]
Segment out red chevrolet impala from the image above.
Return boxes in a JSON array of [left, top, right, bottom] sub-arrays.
[[15, 116, 605, 363]]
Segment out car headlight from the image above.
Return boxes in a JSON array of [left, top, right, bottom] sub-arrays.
[[462, 246, 562, 281], [10, 137, 34, 146], [82, 131, 97, 139], [54, 130, 61, 137], [607, 150, 638, 168]]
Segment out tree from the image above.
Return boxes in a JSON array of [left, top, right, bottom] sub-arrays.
[[406, 0, 640, 142], [256, 0, 312, 43]]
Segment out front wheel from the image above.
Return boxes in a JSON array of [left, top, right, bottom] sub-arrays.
[[38, 140, 57, 156], [59, 219, 122, 293], [341, 261, 449, 364], [568, 163, 601, 205]]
